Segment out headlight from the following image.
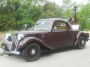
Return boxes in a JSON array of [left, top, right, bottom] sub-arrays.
[[5, 33, 11, 40], [17, 34, 24, 41]]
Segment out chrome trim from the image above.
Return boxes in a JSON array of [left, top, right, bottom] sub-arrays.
[[13, 34, 18, 46]]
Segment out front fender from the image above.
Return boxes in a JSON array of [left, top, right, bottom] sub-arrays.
[[17, 37, 53, 49]]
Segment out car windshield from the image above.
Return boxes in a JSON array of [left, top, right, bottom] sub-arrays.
[[34, 20, 53, 31]]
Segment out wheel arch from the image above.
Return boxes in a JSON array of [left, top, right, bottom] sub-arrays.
[[74, 32, 88, 45], [18, 37, 53, 52], [27, 41, 50, 51], [80, 34, 87, 41], [19, 41, 50, 53], [78, 32, 88, 41]]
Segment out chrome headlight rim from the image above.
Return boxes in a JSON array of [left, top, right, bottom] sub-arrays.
[[17, 34, 24, 41], [5, 33, 12, 40]]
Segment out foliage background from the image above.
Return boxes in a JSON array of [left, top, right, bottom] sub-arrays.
[[0, 0, 90, 31]]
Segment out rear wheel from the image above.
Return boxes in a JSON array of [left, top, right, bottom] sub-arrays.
[[22, 43, 41, 62], [76, 36, 86, 49]]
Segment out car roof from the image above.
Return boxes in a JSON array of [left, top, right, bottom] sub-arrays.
[[37, 18, 68, 22]]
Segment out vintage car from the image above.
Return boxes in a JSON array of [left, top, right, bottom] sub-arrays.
[[1, 18, 89, 62]]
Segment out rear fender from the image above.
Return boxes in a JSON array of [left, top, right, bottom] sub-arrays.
[[75, 31, 88, 45], [18, 37, 53, 50]]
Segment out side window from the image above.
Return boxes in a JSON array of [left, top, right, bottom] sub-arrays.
[[54, 21, 67, 31]]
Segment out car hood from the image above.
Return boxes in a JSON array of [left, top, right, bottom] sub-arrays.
[[17, 30, 49, 35]]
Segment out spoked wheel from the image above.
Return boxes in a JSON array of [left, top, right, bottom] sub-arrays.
[[76, 36, 86, 49], [22, 43, 41, 62]]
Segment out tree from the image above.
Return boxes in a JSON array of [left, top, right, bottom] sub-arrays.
[[77, 3, 90, 30], [41, 1, 63, 18], [0, 0, 45, 31], [62, 0, 77, 19], [62, 0, 90, 30], [0, 0, 18, 31]]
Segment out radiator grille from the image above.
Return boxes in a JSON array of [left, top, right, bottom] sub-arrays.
[[13, 34, 18, 46]]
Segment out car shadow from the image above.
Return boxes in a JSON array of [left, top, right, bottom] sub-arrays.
[[3, 46, 76, 62], [40, 46, 77, 57], [7, 54, 27, 62], [2, 45, 87, 62]]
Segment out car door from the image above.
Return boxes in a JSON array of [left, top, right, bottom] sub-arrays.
[[46, 21, 72, 48]]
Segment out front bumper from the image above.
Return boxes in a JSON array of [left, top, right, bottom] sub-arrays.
[[1, 38, 12, 51], [1, 39, 20, 55], [1, 33, 25, 51]]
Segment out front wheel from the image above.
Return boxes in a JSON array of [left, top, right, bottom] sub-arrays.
[[22, 43, 41, 62], [76, 36, 86, 49]]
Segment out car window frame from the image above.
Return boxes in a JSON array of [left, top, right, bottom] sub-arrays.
[[52, 20, 68, 32]]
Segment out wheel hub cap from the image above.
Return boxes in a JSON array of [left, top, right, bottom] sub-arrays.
[[31, 49, 36, 55], [82, 40, 84, 44]]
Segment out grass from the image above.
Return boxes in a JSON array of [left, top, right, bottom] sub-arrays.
[[0, 44, 2, 48], [0, 30, 16, 35]]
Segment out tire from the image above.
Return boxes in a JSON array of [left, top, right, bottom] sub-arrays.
[[76, 36, 86, 49], [22, 43, 41, 62]]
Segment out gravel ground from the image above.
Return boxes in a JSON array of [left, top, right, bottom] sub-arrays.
[[0, 48, 7, 56]]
